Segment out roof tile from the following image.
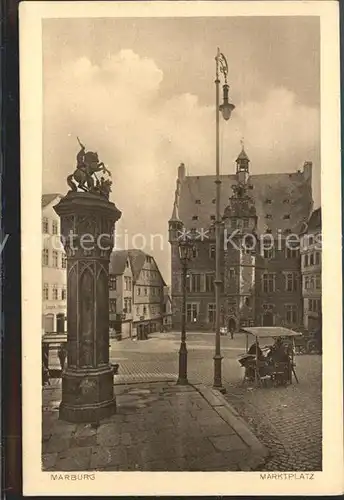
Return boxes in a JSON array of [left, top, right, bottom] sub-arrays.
[[178, 172, 313, 235]]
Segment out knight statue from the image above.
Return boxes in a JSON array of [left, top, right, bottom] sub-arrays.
[[67, 138, 112, 198]]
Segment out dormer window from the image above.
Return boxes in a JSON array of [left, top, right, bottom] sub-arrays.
[[265, 199, 272, 204], [195, 200, 201, 204], [192, 216, 198, 221], [283, 214, 291, 220]]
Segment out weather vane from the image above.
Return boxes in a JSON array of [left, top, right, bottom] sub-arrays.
[[216, 47, 228, 84]]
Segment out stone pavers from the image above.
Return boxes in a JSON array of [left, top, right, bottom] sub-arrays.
[[44, 333, 322, 471], [42, 381, 268, 472], [224, 355, 322, 471], [106, 333, 322, 471]]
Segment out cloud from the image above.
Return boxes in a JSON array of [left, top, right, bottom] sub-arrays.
[[43, 50, 320, 282]]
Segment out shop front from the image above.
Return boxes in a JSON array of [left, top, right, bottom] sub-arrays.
[[134, 317, 162, 339], [109, 314, 132, 340], [42, 303, 67, 334]]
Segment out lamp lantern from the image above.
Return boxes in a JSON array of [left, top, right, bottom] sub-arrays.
[[219, 84, 235, 121]]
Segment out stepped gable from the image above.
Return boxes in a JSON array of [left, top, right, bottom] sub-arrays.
[[306, 207, 321, 233]]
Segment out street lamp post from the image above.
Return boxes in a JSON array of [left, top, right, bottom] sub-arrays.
[[214, 48, 235, 392], [177, 238, 194, 385]]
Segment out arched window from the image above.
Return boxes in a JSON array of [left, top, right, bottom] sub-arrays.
[[44, 314, 54, 333]]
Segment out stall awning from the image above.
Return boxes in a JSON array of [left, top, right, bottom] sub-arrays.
[[42, 333, 67, 344], [242, 327, 302, 338]]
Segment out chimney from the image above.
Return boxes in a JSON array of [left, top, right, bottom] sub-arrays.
[[178, 162, 186, 182], [303, 161, 312, 183]]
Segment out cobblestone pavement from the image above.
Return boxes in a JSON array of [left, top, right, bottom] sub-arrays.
[[224, 355, 322, 471], [108, 333, 322, 471], [48, 332, 322, 471], [49, 332, 245, 385], [108, 332, 245, 385], [42, 382, 267, 471]]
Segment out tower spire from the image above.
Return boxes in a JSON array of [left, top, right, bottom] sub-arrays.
[[236, 140, 250, 174]]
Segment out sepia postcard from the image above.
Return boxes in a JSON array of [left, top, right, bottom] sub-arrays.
[[20, 1, 343, 496]]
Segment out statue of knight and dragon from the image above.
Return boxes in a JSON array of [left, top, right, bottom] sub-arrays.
[[67, 138, 113, 199]]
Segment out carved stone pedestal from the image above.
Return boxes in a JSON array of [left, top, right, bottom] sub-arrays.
[[54, 191, 121, 423]]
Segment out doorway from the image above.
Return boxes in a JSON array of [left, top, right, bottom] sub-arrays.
[[56, 313, 65, 333], [262, 311, 274, 326]]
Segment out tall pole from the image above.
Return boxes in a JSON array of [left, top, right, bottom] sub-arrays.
[[213, 48, 224, 391], [177, 262, 188, 384]]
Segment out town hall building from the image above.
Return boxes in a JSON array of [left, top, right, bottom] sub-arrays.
[[168, 147, 314, 332]]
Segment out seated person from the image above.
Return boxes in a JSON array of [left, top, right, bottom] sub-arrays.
[[247, 340, 267, 378], [270, 338, 289, 363], [248, 340, 264, 359], [269, 338, 291, 383]]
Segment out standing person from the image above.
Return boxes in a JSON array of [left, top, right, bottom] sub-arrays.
[[42, 343, 49, 370], [57, 343, 67, 371], [42, 343, 50, 386]]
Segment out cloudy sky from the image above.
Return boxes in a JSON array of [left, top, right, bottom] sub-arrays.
[[43, 16, 320, 283]]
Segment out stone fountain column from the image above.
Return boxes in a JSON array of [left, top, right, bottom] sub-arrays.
[[54, 191, 121, 423]]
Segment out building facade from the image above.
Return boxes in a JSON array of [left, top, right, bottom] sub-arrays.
[[109, 249, 166, 339], [109, 251, 133, 339], [300, 207, 322, 332], [169, 149, 313, 332], [42, 194, 67, 334]]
